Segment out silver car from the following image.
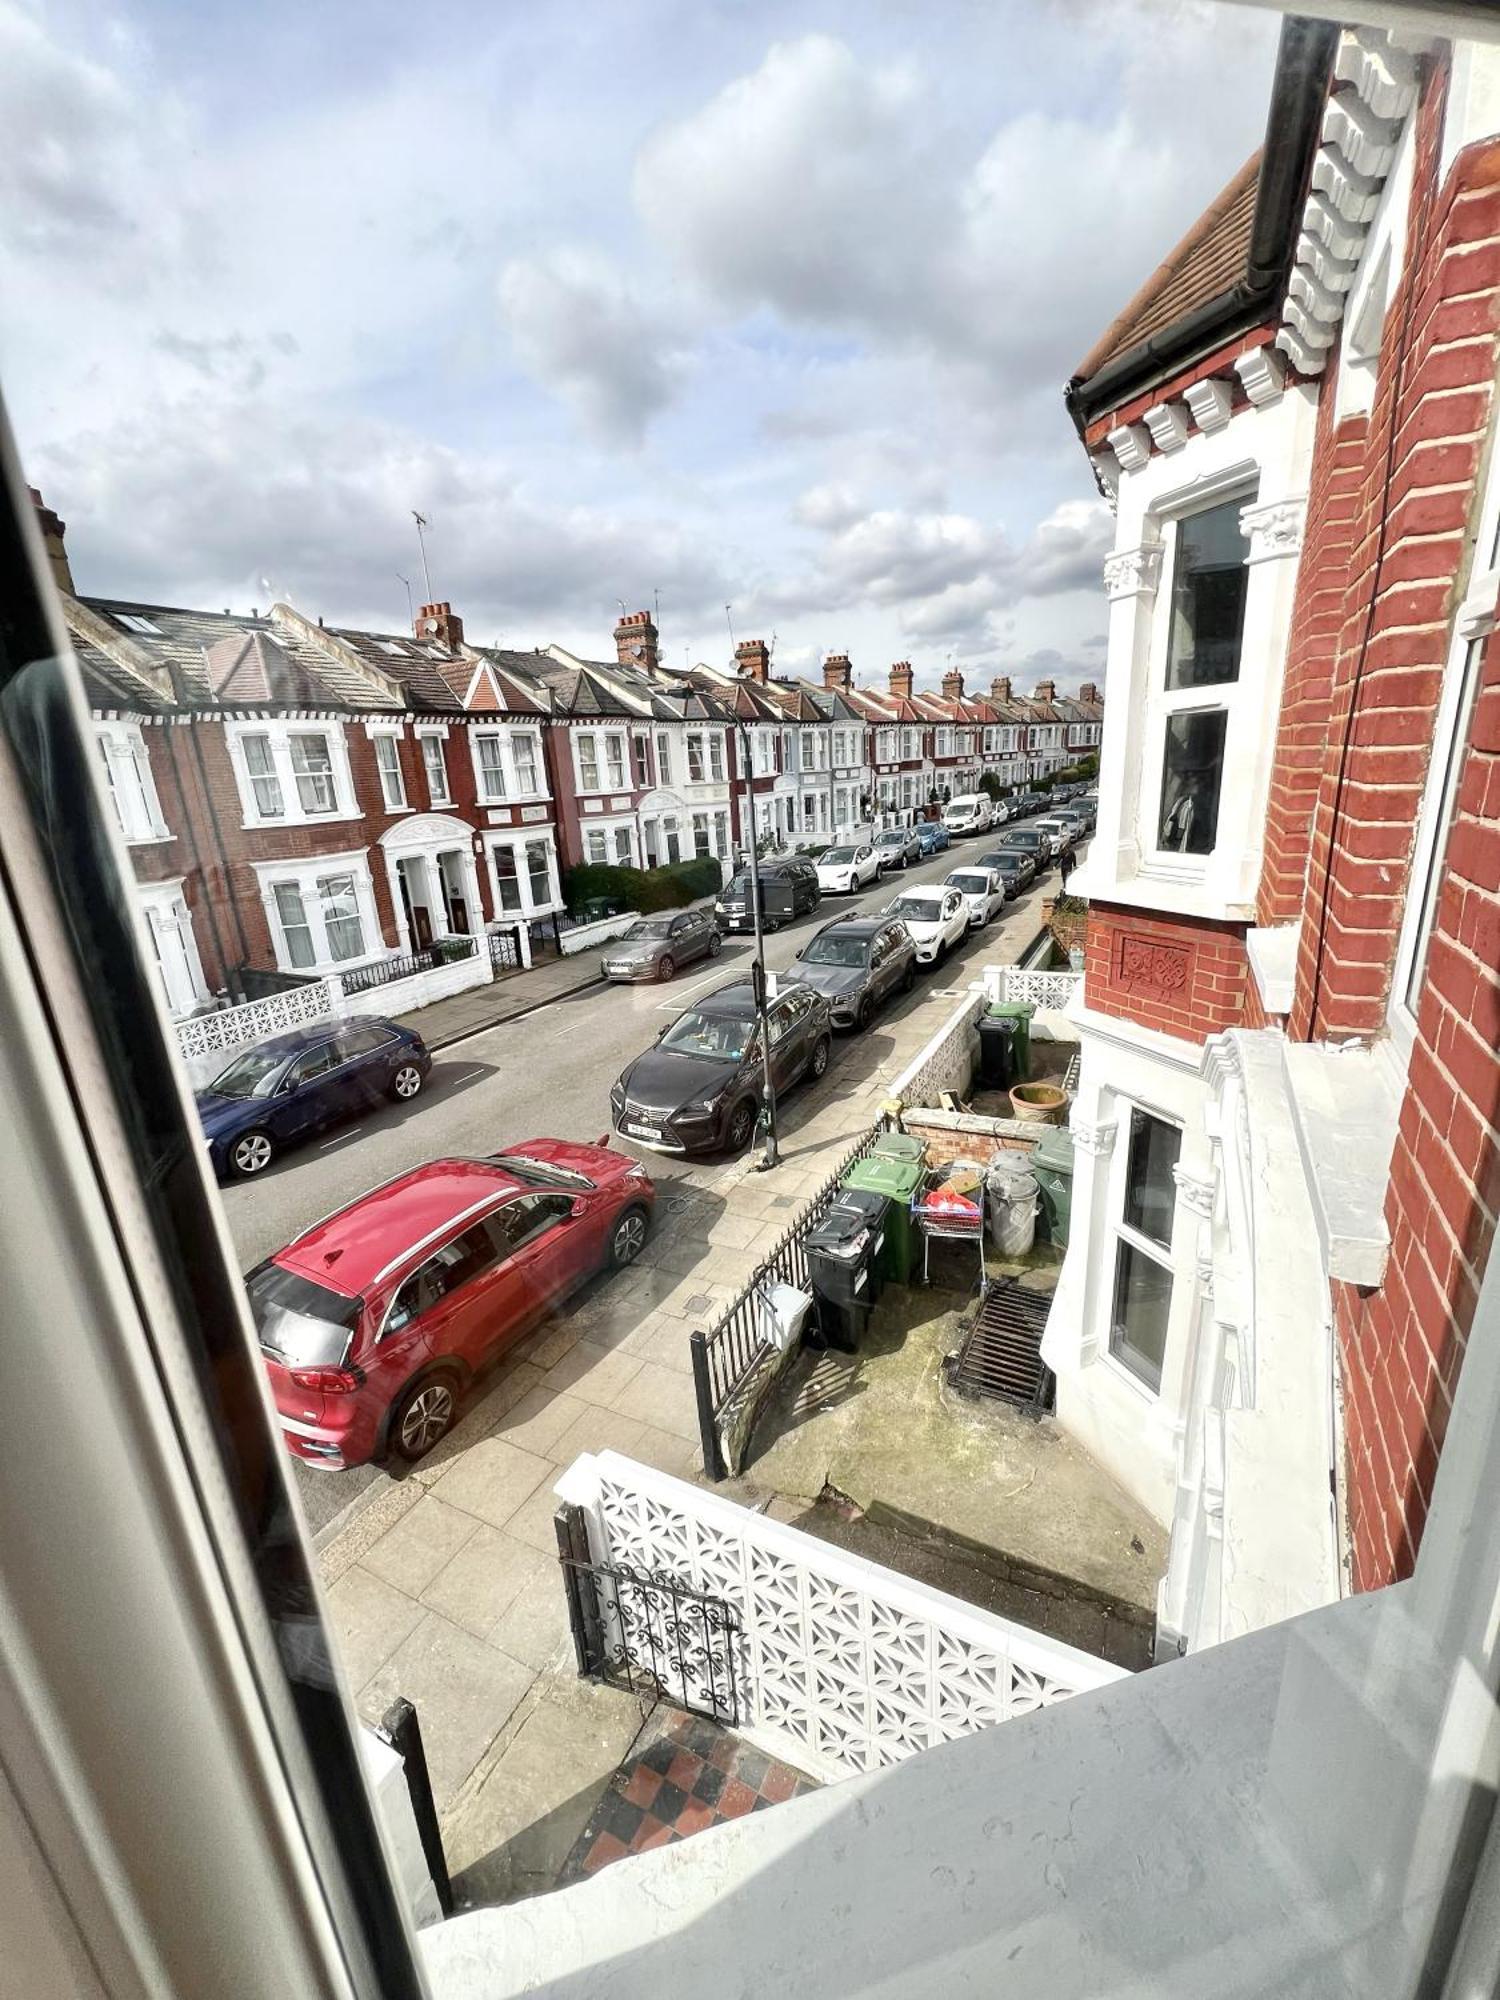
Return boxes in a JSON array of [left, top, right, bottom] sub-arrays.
[[601, 908, 723, 983]]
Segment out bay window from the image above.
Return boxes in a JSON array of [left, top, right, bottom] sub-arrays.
[[473, 728, 544, 802], [273, 883, 315, 969], [420, 732, 451, 805], [525, 839, 553, 908], [373, 734, 406, 811], [319, 874, 366, 960], [1109, 1107, 1182, 1394], [488, 834, 560, 915]]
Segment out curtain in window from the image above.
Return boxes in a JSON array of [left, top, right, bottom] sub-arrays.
[[492, 846, 522, 911], [244, 733, 285, 817], [421, 735, 450, 803], [524, 840, 552, 908], [476, 737, 506, 799], [512, 734, 539, 794], [289, 735, 335, 813], [273, 883, 315, 968], [375, 736, 405, 809], [319, 875, 365, 961]]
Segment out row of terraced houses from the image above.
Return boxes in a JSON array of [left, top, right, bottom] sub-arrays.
[[38, 496, 1099, 1021]]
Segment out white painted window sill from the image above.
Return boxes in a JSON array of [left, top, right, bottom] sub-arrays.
[[1246, 922, 1300, 1015], [1281, 1037, 1402, 1287]]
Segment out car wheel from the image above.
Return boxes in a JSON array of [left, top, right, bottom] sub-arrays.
[[708, 930, 723, 957], [609, 1204, 650, 1269], [902, 961, 916, 993], [228, 1129, 275, 1178], [389, 1062, 424, 1102], [658, 954, 676, 982], [856, 994, 875, 1032], [809, 1035, 832, 1079], [389, 1372, 459, 1462], [725, 1099, 758, 1152]]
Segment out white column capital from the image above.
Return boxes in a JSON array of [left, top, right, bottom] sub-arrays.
[[1103, 544, 1163, 601], [1071, 1119, 1117, 1160], [1239, 498, 1307, 565], [1172, 1164, 1218, 1219]]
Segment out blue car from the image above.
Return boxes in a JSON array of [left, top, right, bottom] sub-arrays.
[[915, 820, 951, 856], [196, 1018, 430, 1180]]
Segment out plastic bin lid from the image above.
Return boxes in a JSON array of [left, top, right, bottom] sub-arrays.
[[871, 1132, 925, 1162], [1031, 1126, 1076, 1171], [842, 1155, 924, 1197], [987, 1001, 1036, 1022]]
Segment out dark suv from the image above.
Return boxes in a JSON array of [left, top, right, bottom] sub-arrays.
[[714, 856, 821, 933], [611, 978, 832, 1154], [788, 916, 918, 1031]]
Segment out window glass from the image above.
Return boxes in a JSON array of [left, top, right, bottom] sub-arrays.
[[1403, 637, 1484, 1015], [1164, 499, 1249, 690], [494, 1193, 572, 1254], [513, 733, 539, 794], [243, 732, 285, 817], [577, 733, 599, 789], [421, 734, 450, 803], [208, 1046, 289, 1097], [688, 735, 706, 782], [425, 1223, 500, 1297], [273, 882, 316, 967], [656, 732, 672, 784], [289, 1042, 338, 1085], [246, 1264, 360, 1367], [477, 736, 506, 798], [802, 933, 869, 967], [493, 845, 522, 911], [319, 875, 365, 960], [289, 734, 336, 813], [586, 831, 607, 864], [1122, 1108, 1181, 1246], [1110, 1238, 1173, 1394], [337, 1024, 395, 1060], [613, 828, 633, 865], [374, 734, 405, 809], [605, 737, 627, 789], [1159, 710, 1226, 855], [524, 839, 552, 908]]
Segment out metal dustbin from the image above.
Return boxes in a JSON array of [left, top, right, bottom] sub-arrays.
[[1031, 1125, 1076, 1247], [870, 1131, 926, 1168], [986, 1161, 1039, 1257], [986, 1001, 1035, 1082], [977, 1014, 1018, 1091], [841, 1154, 923, 1285]]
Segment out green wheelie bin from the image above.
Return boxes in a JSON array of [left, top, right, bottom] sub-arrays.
[[1030, 1124, 1076, 1247], [841, 1154, 923, 1285]]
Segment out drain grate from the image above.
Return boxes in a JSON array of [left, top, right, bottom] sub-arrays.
[[944, 1281, 1054, 1415], [682, 1293, 713, 1316]]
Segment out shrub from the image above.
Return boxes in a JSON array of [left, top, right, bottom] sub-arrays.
[[563, 857, 723, 916], [977, 772, 1003, 800]]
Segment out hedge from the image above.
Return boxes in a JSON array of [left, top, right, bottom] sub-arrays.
[[564, 857, 724, 916]]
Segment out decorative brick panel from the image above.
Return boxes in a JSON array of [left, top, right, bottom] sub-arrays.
[[1084, 903, 1247, 1043]]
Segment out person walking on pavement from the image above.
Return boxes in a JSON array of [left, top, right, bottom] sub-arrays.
[[1058, 844, 1075, 893]]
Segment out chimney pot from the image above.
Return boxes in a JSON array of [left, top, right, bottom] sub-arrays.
[[888, 660, 914, 699], [735, 638, 771, 685], [613, 608, 660, 673], [27, 488, 74, 596], [822, 651, 852, 691], [1033, 678, 1056, 702], [941, 668, 964, 699], [416, 600, 465, 650], [990, 675, 1012, 702]]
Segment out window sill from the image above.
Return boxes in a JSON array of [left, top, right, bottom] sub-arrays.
[[126, 830, 176, 847], [241, 811, 362, 832], [1246, 921, 1299, 1016], [1281, 1037, 1402, 1287]]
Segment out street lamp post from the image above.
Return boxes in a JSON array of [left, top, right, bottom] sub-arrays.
[[735, 719, 779, 1171]]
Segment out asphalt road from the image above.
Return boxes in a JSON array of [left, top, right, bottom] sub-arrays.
[[218, 826, 1080, 1538]]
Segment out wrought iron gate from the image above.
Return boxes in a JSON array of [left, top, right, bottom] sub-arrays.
[[555, 1504, 742, 1725]]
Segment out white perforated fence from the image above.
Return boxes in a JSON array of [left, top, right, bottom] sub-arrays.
[[556, 1452, 1123, 1783], [175, 981, 335, 1080], [989, 966, 1083, 1011]]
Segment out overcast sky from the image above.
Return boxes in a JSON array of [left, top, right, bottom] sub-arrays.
[[2, 0, 1279, 692]]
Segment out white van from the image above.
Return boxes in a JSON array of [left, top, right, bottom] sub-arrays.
[[942, 793, 992, 837]]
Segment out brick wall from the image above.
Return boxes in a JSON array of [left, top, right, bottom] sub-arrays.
[[1083, 903, 1247, 1042]]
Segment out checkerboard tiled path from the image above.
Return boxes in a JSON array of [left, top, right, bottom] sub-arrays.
[[559, 1706, 820, 1880]]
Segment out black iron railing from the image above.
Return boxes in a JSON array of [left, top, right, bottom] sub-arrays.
[[555, 1505, 741, 1724], [339, 935, 476, 996], [487, 928, 522, 971], [690, 1121, 884, 1480]]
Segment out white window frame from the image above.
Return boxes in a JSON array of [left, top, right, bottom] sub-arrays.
[[486, 831, 561, 918], [252, 852, 382, 974], [95, 722, 169, 844], [655, 730, 672, 786], [1104, 1102, 1183, 1399], [135, 876, 208, 1017], [471, 726, 546, 805], [371, 729, 408, 813], [573, 728, 628, 796], [225, 721, 356, 830], [418, 729, 451, 806]]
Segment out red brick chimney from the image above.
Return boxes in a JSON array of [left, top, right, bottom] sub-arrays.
[[415, 601, 464, 651], [823, 652, 852, 691], [1079, 681, 1099, 703], [614, 608, 660, 672], [941, 668, 964, 700], [736, 638, 771, 684], [1033, 678, 1056, 703], [889, 661, 914, 699], [990, 675, 1012, 702], [28, 488, 75, 595]]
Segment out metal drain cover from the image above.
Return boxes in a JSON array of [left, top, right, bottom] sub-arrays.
[[682, 1293, 713, 1315]]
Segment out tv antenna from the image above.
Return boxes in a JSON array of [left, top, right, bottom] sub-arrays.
[[724, 603, 736, 651], [411, 512, 433, 601], [397, 573, 414, 625]]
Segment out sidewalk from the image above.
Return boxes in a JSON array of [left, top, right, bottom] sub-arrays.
[[318, 886, 1059, 1910], [396, 946, 610, 1049]]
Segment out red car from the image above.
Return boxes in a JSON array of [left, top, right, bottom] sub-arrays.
[[245, 1140, 654, 1467]]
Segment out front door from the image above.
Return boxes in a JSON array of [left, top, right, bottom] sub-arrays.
[[398, 856, 435, 951], [438, 850, 471, 934]]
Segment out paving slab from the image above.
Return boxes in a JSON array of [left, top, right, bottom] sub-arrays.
[[609, 1358, 702, 1439], [488, 1385, 588, 1458], [504, 1479, 573, 1557], [545, 1403, 649, 1465], [427, 1436, 555, 1531], [356, 1611, 534, 1812], [421, 1527, 555, 1641], [326, 1564, 426, 1691], [539, 1340, 645, 1408], [361, 1494, 479, 1598]]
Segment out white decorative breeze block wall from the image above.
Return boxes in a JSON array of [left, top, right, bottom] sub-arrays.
[[991, 966, 1084, 1012], [174, 980, 336, 1086], [557, 1453, 1123, 1784]]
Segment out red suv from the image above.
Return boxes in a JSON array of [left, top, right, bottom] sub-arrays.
[[245, 1140, 654, 1467]]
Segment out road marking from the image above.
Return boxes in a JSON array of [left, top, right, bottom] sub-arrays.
[[319, 1129, 363, 1150], [442, 1066, 485, 1085]]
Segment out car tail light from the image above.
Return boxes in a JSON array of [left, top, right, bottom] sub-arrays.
[[288, 1366, 362, 1394]]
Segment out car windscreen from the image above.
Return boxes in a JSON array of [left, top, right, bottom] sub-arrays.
[[659, 1010, 753, 1061], [948, 873, 990, 893], [874, 831, 903, 844], [722, 873, 752, 897], [245, 1263, 361, 1368], [801, 935, 870, 967], [822, 847, 856, 863], [624, 919, 674, 939], [208, 1047, 288, 1098], [887, 896, 941, 921]]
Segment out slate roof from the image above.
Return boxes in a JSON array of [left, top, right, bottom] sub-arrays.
[[1074, 151, 1261, 383]]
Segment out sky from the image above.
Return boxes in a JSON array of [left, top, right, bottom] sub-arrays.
[[1, 0, 1281, 693]]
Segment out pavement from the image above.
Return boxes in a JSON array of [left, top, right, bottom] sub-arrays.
[[395, 944, 614, 1048], [290, 861, 1073, 1909]]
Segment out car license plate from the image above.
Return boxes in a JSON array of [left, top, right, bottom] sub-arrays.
[[626, 1121, 663, 1141]]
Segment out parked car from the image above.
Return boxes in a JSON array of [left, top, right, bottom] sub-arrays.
[[611, 978, 832, 1155], [788, 916, 918, 1030], [944, 865, 1008, 929], [872, 826, 922, 870], [1012, 792, 1049, 816], [815, 843, 882, 894], [247, 1142, 655, 1467], [914, 820, 951, 856], [941, 793, 993, 838], [601, 907, 723, 983], [884, 883, 970, 965], [714, 856, 821, 933], [993, 826, 1052, 873], [1033, 815, 1077, 858], [197, 1019, 430, 1180], [977, 848, 1034, 895]]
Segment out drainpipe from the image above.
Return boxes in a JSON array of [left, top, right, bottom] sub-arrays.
[[735, 719, 779, 1171]]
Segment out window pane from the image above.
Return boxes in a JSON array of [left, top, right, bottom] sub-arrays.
[[1404, 637, 1484, 1014], [1164, 499, 1249, 690], [605, 738, 626, 789], [513, 734, 538, 794], [290, 734, 336, 813], [1122, 1108, 1182, 1247], [613, 828, 632, 864], [422, 735, 450, 802], [524, 840, 551, 907], [1109, 1238, 1173, 1394], [1159, 710, 1226, 855], [273, 883, 315, 968], [578, 734, 599, 789], [477, 737, 506, 798], [319, 875, 365, 961], [587, 831, 607, 864], [375, 736, 404, 809], [243, 733, 285, 817], [492, 846, 522, 911], [656, 733, 671, 784]]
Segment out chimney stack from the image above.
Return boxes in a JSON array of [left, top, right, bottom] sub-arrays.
[[1079, 681, 1099, 703], [415, 600, 465, 650], [889, 660, 914, 699], [823, 652, 852, 691], [614, 608, 660, 673], [29, 488, 74, 595], [735, 638, 771, 684], [1033, 678, 1056, 703], [990, 675, 1012, 702], [941, 667, 964, 700]]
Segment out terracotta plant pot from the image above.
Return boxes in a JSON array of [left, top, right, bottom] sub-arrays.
[[1009, 1082, 1067, 1125]]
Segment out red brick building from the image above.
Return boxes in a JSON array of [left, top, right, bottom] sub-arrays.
[[1042, 20, 1500, 1652]]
